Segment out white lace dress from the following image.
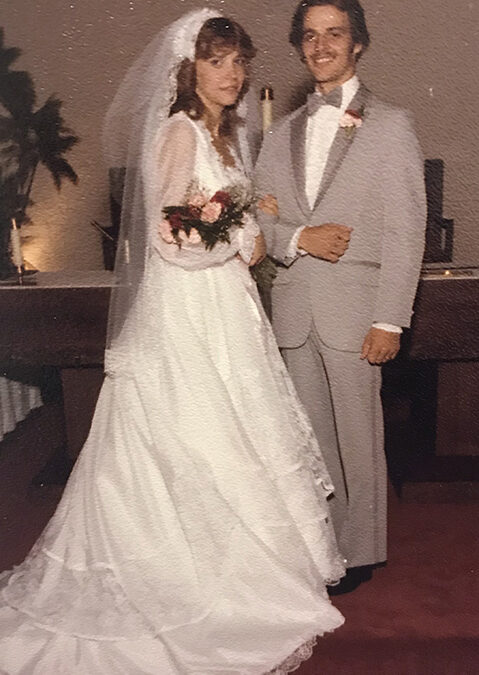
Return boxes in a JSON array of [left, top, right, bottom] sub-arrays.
[[0, 113, 345, 675]]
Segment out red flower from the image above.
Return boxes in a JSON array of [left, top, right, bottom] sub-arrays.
[[168, 211, 183, 231], [345, 108, 362, 120], [185, 205, 199, 219], [210, 190, 232, 207]]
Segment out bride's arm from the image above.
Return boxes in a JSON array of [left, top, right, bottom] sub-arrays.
[[145, 116, 258, 270]]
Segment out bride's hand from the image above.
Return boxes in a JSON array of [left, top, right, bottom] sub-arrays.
[[249, 233, 266, 267], [257, 194, 279, 217]]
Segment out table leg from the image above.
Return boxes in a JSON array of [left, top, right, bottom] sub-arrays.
[[60, 367, 104, 461], [436, 362, 479, 456]]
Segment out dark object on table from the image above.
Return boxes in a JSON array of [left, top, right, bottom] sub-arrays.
[[97, 167, 125, 270], [423, 159, 454, 263]]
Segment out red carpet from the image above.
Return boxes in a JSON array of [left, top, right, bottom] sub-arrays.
[[309, 495, 479, 674], [1, 410, 478, 674]]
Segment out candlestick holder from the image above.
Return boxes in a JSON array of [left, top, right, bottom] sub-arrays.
[[0, 271, 37, 286], [0, 220, 37, 285], [260, 86, 274, 134], [0, 267, 38, 286]]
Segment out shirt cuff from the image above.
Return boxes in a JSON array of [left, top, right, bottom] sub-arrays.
[[286, 226, 307, 259], [372, 322, 403, 334]]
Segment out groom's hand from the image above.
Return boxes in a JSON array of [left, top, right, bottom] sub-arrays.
[[360, 327, 401, 365], [298, 224, 352, 262]]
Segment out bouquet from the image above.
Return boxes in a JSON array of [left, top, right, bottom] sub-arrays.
[[159, 184, 254, 251]]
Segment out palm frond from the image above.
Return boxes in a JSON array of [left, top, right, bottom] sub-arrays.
[[0, 31, 79, 232], [33, 97, 78, 144], [0, 114, 18, 141], [0, 115, 21, 183], [0, 147, 20, 183], [0, 177, 28, 218], [0, 29, 22, 71], [31, 96, 79, 187], [0, 71, 36, 117], [42, 156, 78, 189]]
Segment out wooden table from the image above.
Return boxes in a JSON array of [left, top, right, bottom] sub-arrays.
[[0, 271, 112, 460], [383, 269, 479, 497], [1, 269, 478, 494]]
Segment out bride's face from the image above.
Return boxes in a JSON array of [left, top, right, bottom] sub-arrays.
[[195, 49, 246, 116]]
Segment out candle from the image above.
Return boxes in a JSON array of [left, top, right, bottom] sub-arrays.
[[10, 219, 23, 269], [261, 86, 274, 133]]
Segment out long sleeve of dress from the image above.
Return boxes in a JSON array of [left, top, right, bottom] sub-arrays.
[[147, 116, 258, 270]]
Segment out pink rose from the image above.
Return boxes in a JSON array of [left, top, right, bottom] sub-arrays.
[[201, 200, 222, 223], [339, 111, 363, 129], [178, 228, 202, 245], [188, 192, 207, 208], [158, 219, 174, 243]]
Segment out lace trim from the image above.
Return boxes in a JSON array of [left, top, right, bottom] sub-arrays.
[[269, 637, 317, 675], [0, 543, 154, 641], [247, 294, 337, 498], [217, 292, 346, 584], [268, 608, 345, 674], [104, 348, 136, 378], [167, 9, 220, 108]]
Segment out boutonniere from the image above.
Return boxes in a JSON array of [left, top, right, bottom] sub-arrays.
[[339, 106, 365, 138]]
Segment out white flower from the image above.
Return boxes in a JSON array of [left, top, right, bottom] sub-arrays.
[[158, 219, 174, 243], [178, 228, 202, 244], [188, 227, 202, 244]]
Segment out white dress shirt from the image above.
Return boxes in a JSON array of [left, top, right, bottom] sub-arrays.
[[305, 75, 360, 208], [286, 75, 401, 334]]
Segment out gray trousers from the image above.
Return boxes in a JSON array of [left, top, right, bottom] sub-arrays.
[[282, 326, 387, 567]]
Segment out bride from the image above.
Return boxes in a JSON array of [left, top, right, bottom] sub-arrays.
[[0, 9, 345, 674]]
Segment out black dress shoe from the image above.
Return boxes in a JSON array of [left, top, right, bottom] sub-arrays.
[[327, 565, 373, 596]]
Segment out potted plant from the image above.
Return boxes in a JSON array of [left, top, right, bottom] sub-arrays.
[[0, 28, 79, 278]]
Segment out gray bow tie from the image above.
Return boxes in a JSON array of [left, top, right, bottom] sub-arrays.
[[307, 88, 342, 115]]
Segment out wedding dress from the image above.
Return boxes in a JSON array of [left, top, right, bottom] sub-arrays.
[[0, 112, 345, 674]]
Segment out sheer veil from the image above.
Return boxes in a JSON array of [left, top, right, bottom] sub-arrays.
[[102, 8, 231, 355]]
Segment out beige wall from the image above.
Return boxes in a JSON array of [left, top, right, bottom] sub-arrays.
[[3, 0, 478, 270]]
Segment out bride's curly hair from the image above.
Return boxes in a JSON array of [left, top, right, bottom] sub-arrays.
[[169, 17, 256, 139]]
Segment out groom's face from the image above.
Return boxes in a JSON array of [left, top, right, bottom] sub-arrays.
[[301, 5, 362, 92]]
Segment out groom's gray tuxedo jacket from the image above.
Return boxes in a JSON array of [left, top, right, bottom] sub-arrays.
[[255, 85, 427, 352]]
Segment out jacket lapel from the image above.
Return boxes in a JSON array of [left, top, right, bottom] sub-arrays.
[[313, 84, 371, 210], [289, 107, 311, 217]]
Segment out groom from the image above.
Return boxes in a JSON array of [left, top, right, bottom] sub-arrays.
[[255, 0, 426, 592]]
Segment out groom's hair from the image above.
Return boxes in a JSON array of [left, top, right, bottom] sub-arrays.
[[289, 0, 370, 61]]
